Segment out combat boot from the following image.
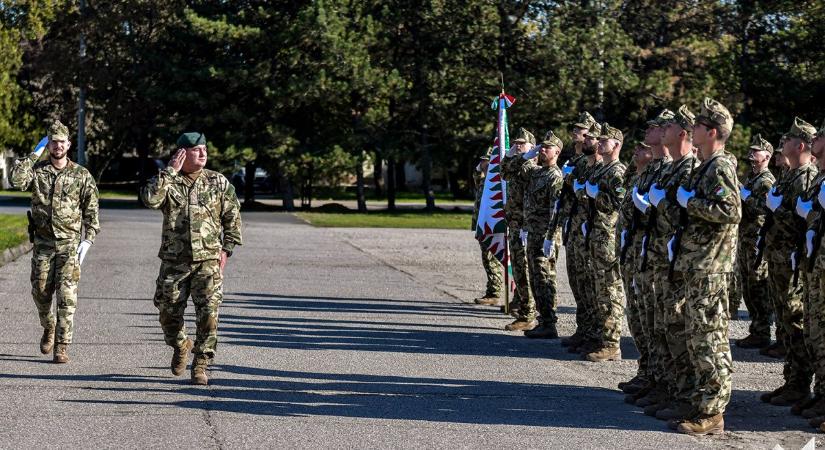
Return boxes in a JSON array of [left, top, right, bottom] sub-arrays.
[[191, 356, 210, 385], [573, 340, 599, 355], [771, 386, 811, 407], [40, 326, 55, 355], [560, 332, 583, 348], [622, 379, 649, 396], [759, 341, 786, 359], [53, 343, 69, 364], [802, 397, 825, 419], [820, 422, 825, 433], [584, 346, 621, 362], [676, 413, 725, 436], [735, 334, 770, 349], [656, 402, 694, 421], [618, 375, 645, 392], [504, 318, 537, 332], [474, 295, 500, 306], [791, 394, 819, 416], [625, 381, 655, 404], [171, 338, 194, 376], [643, 400, 669, 417], [635, 385, 667, 407], [524, 322, 558, 339]]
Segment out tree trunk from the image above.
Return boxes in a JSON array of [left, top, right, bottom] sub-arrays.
[[395, 160, 406, 192], [387, 157, 396, 211], [373, 151, 383, 197], [355, 155, 367, 213], [244, 160, 256, 205], [421, 129, 435, 211], [282, 175, 295, 211]]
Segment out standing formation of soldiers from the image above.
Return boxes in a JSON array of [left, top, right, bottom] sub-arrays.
[[472, 98, 825, 435]]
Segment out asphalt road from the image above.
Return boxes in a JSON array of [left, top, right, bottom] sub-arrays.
[[0, 204, 820, 449]]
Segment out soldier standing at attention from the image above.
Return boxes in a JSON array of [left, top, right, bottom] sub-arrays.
[[582, 123, 626, 362], [472, 153, 503, 306], [11, 120, 100, 364], [141, 132, 243, 385], [669, 98, 741, 435], [734, 136, 776, 350]]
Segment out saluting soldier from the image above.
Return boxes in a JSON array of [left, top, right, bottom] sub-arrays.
[[11, 120, 100, 364]]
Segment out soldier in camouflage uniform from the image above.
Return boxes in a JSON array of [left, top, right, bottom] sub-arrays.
[[472, 153, 503, 305], [735, 135, 776, 349], [559, 112, 598, 348], [515, 131, 565, 339], [581, 123, 626, 361], [11, 121, 100, 364], [761, 118, 819, 407], [500, 128, 537, 331], [669, 98, 740, 435], [141, 132, 243, 385]]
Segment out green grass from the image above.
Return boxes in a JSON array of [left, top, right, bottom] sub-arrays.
[[0, 214, 29, 252], [1, 189, 135, 200], [296, 211, 472, 229]]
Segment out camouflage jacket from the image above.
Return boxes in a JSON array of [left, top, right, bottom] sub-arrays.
[[523, 163, 564, 236], [765, 162, 818, 263], [472, 169, 485, 231], [619, 160, 663, 266], [739, 168, 775, 242], [141, 167, 243, 261], [557, 153, 587, 225], [586, 159, 626, 261], [501, 154, 537, 229], [569, 159, 603, 242], [802, 171, 825, 270], [674, 150, 741, 273], [11, 154, 100, 245]]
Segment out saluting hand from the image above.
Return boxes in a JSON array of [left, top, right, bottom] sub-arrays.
[[169, 148, 186, 172]]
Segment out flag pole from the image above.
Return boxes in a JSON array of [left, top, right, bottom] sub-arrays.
[[500, 74, 509, 315]]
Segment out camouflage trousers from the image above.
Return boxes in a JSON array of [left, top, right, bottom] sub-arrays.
[[728, 263, 742, 318], [739, 241, 773, 339], [568, 220, 598, 341], [526, 232, 559, 323], [564, 222, 587, 334], [154, 259, 223, 358], [30, 240, 81, 344], [651, 264, 674, 390], [666, 271, 696, 403], [479, 241, 503, 298], [805, 269, 825, 395], [588, 234, 625, 348], [635, 268, 659, 381], [508, 225, 534, 320], [768, 259, 813, 388], [685, 272, 733, 416], [622, 260, 649, 379]]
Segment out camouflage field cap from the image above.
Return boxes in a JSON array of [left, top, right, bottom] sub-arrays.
[[573, 111, 597, 130], [673, 105, 695, 130], [598, 122, 623, 142], [541, 130, 563, 149], [695, 97, 733, 133], [48, 120, 70, 141], [748, 134, 773, 153], [647, 109, 675, 127], [584, 122, 602, 139], [177, 132, 207, 148], [512, 127, 536, 145], [634, 130, 650, 149], [784, 117, 816, 142]]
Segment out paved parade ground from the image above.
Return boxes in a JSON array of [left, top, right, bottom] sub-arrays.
[[0, 205, 820, 449]]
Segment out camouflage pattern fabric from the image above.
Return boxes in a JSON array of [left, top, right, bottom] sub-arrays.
[[508, 226, 533, 320], [30, 241, 80, 343], [560, 153, 589, 332], [570, 159, 603, 342], [619, 171, 648, 378], [728, 265, 742, 317]]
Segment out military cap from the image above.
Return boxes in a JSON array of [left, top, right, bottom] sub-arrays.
[[48, 120, 70, 141], [584, 122, 602, 139], [646, 109, 675, 127], [512, 127, 536, 145], [695, 97, 733, 133], [177, 132, 207, 148], [633, 130, 650, 149], [784, 117, 816, 142], [748, 134, 773, 153], [673, 104, 695, 130], [573, 111, 597, 130], [541, 130, 563, 149], [598, 122, 623, 142]]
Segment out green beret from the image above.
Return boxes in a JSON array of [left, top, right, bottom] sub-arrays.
[[599, 122, 623, 142], [785, 117, 816, 143], [512, 127, 536, 145], [177, 132, 207, 148], [48, 120, 70, 141], [695, 97, 733, 133], [748, 134, 773, 153], [541, 130, 563, 149]]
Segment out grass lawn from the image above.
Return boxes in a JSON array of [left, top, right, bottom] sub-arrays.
[[296, 211, 472, 229], [0, 214, 29, 252]]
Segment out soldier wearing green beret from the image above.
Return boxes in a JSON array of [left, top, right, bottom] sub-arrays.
[[141, 132, 243, 385], [473, 151, 503, 305], [10, 120, 100, 364], [761, 117, 819, 409]]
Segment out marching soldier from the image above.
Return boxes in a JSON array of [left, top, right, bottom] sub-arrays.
[[472, 153, 504, 305], [581, 123, 626, 361], [141, 132, 243, 385], [11, 120, 100, 364], [735, 135, 776, 349]]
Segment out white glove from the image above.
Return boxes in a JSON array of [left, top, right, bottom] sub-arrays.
[[639, 235, 648, 259], [562, 163, 574, 177], [519, 229, 528, 246], [739, 186, 751, 200], [818, 183, 825, 209], [649, 184, 666, 207], [791, 251, 799, 270], [754, 236, 762, 257], [632, 186, 650, 213], [522, 145, 539, 160], [766, 186, 783, 212], [543, 239, 554, 257], [581, 222, 588, 238], [76, 240, 92, 265], [807, 229, 816, 258], [585, 181, 599, 199], [573, 180, 585, 193], [667, 235, 676, 262], [32, 136, 49, 157], [620, 229, 627, 249], [676, 186, 695, 208], [796, 197, 813, 219], [563, 218, 570, 237]]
